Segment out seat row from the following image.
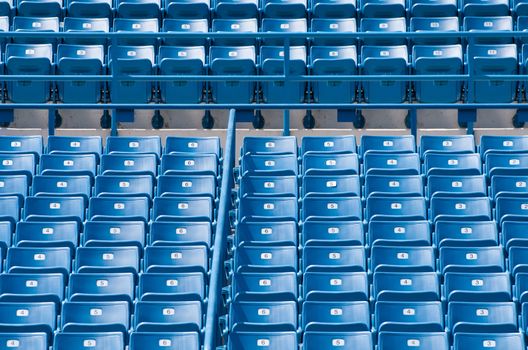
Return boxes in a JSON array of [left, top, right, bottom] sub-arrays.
[[4, 0, 528, 19]]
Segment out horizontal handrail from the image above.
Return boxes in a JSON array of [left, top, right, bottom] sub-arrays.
[[0, 74, 526, 82], [0, 30, 527, 39]]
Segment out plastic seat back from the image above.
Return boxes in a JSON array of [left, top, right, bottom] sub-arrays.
[[6, 246, 71, 277], [375, 301, 444, 332], [304, 331, 372, 350], [130, 332, 201, 350], [447, 301, 517, 333], [454, 333, 525, 350], [303, 246, 366, 272], [439, 246, 504, 274], [149, 221, 212, 247], [12, 17, 58, 44], [75, 246, 140, 275], [47, 136, 102, 159], [138, 272, 205, 301], [61, 301, 130, 335], [0, 135, 42, 158], [40, 154, 97, 180], [133, 300, 202, 332], [302, 196, 362, 221], [366, 196, 427, 221], [379, 332, 449, 350], [24, 196, 85, 225], [368, 220, 431, 247], [302, 301, 370, 331], [373, 271, 439, 301], [311, 18, 356, 46], [261, 18, 307, 45], [68, 272, 135, 304], [427, 175, 486, 199], [53, 333, 124, 350], [480, 135, 528, 158], [227, 331, 297, 350], [434, 220, 498, 247], [430, 196, 491, 222], [15, 221, 79, 251], [144, 246, 208, 273], [229, 300, 297, 332], [359, 17, 406, 45], [101, 154, 157, 177], [444, 272, 511, 302], [152, 197, 213, 222], [364, 174, 423, 198], [234, 245, 298, 273], [66, 0, 112, 17], [410, 17, 459, 44], [63, 18, 109, 45], [464, 16, 512, 44], [212, 18, 257, 46], [371, 246, 435, 273]]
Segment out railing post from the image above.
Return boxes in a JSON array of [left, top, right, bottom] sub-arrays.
[[204, 108, 236, 350], [283, 109, 290, 136]]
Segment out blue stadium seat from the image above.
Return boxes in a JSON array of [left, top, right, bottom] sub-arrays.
[[161, 153, 218, 176], [0, 333, 47, 350], [480, 135, 528, 158], [447, 301, 517, 333], [53, 332, 125, 350], [230, 271, 298, 302], [0, 174, 28, 204], [434, 220, 498, 247], [311, 0, 356, 17], [75, 246, 140, 275], [63, 18, 109, 45], [454, 333, 525, 350], [115, 0, 160, 18], [68, 273, 135, 304], [311, 18, 356, 46], [240, 154, 298, 177], [95, 175, 153, 200], [262, 0, 306, 18], [429, 196, 491, 222], [0, 0, 10, 15], [515, 0, 528, 16], [301, 135, 356, 155], [363, 153, 421, 175], [162, 19, 208, 46], [227, 331, 297, 350], [0, 135, 42, 158], [164, 0, 209, 18], [359, 18, 406, 45], [107, 136, 162, 156], [40, 154, 97, 180], [310, 46, 357, 103], [467, 44, 518, 103], [366, 196, 427, 221], [464, 16, 513, 44], [134, 300, 202, 332], [375, 301, 444, 332], [47, 135, 102, 159], [150, 221, 212, 246], [113, 18, 159, 45], [302, 301, 370, 331], [241, 175, 298, 197], [410, 0, 456, 16], [368, 220, 431, 247], [0, 221, 12, 255], [461, 0, 509, 16], [237, 196, 297, 222], [370, 246, 435, 273], [210, 46, 256, 103], [144, 246, 208, 273], [260, 46, 306, 103], [138, 272, 205, 301], [234, 221, 297, 246], [360, 45, 408, 102], [6, 247, 71, 277], [444, 272, 511, 302], [5, 43, 52, 103], [502, 221, 528, 250], [515, 273, 528, 303], [158, 46, 205, 103], [101, 154, 158, 178], [360, 135, 415, 156], [360, 0, 405, 17], [364, 174, 423, 197], [165, 136, 221, 156], [302, 153, 359, 175], [0, 153, 35, 184], [485, 153, 528, 178], [0, 302, 56, 343], [410, 17, 459, 45], [373, 272, 439, 301], [158, 175, 216, 198], [491, 175, 528, 199], [214, 0, 257, 18], [439, 246, 504, 273], [12, 17, 59, 44], [0, 273, 64, 307], [426, 175, 487, 199], [32, 175, 91, 203], [233, 245, 298, 273], [61, 301, 130, 335], [413, 45, 463, 103], [83, 221, 146, 249], [303, 271, 368, 301], [212, 19, 257, 46], [496, 196, 528, 224], [424, 153, 482, 176], [378, 332, 449, 350], [302, 174, 360, 197], [24, 196, 85, 225], [108, 45, 155, 103], [130, 332, 201, 350], [0, 196, 19, 226], [303, 246, 366, 272], [15, 221, 79, 251], [152, 196, 213, 222], [304, 332, 372, 350], [508, 246, 528, 276], [57, 44, 104, 103], [302, 196, 362, 221], [261, 18, 307, 45], [66, 0, 112, 17]]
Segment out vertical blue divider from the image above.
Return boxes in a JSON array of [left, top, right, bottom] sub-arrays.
[[204, 108, 237, 350]]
